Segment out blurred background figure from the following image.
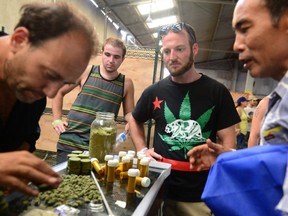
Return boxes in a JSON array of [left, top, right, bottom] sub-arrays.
[[235, 96, 249, 149], [244, 95, 259, 144]]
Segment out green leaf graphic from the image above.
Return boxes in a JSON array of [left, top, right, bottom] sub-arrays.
[[164, 102, 176, 124], [197, 106, 214, 129], [179, 93, 191, 120], [159, 92, 214, 159]]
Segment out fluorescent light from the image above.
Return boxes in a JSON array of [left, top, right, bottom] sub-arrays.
[[113, 22, 119, 30], [90, 0, 98, 8], [137, 0, 174, 15], [120, 30, 127, 41], [147, 15, 177, 29], [153, 32, 158, 38]]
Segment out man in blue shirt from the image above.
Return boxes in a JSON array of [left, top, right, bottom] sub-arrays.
[[188, 0, 288, 169]]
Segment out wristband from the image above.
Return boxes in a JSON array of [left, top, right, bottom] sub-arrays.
[[138, 147, 148, 153], [52, 119, 63, 125]]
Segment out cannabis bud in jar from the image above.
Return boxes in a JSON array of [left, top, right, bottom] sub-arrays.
[[89, 112, 117, 163]]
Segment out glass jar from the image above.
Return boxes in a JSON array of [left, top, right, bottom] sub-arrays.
[[89, 112, 117, 163]]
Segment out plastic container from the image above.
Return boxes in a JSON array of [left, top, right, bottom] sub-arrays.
[[139, 157, 150, 177], [137, 152, 145, 169], [127, 169, 140, 193], [115, 132, 128, 148], [107, 159, 119, 183], [91, 158, 104, 175], [104, 155, 114, 176], [115, 155, 130, 175], [136, 176, 151, 187], [118, 151, 127, 162], [89, 112, 117, 163]]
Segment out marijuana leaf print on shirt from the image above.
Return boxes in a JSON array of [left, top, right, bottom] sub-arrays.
[[158, 93, 214, 159]]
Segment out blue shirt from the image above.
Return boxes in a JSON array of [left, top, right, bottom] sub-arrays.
[[260, 71, 288, 145]]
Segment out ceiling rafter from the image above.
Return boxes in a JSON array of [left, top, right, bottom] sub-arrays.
[[93, 0, 238, 62]]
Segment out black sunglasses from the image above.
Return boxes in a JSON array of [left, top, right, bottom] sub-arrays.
[[159, 22, 197, 43]]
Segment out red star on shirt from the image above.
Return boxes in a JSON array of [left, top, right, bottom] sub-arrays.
[[153, 97, 163, 110]]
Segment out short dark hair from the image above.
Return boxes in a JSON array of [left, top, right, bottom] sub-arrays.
[[102, 37, 127, 58], [15, 2, 98, 58], [263, 0, 288, 26]]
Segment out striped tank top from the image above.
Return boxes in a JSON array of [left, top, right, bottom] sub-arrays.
[[57, 65, 125, 152]]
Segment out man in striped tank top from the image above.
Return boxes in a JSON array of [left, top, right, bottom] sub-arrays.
[[52, 37, 135, 163]]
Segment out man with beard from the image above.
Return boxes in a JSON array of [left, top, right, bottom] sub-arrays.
[[128, 22, 239, 215], [0, 2, 98, 196], [52, 37, 135, 163]]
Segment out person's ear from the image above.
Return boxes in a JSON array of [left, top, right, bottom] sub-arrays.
[[280, 9, 288, 33], [192, 43, 199, 56], [10, 27, 30, 53]]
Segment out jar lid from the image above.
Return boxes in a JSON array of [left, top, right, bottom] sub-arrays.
[[127, 150, 135, 156], [78, 154, 89, 158], [71, 150, 82, 154], [128, 168, 140, 177], [118, 151, 127, 157], [69, 157, 81, 161], [91, 158, 99, 163], [143, 156, 151, 161], [105, 155, 114, 161], [81, 159, 91, 165], [122, 156, 130, 163], [137, 151, 145, 157], [108, 159, 119, 167], [67, 154, 79, 158], [140, 157, 150, 165], [96, 112, 115, 118], [140, 177, 151, 187], [137, 154, 145, 160], [127, 154, 134, 160]]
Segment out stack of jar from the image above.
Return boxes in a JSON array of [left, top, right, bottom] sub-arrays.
[[67, 150, 91, 175], [90, 151, 151, 193]]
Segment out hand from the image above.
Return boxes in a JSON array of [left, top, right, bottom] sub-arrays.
[[235, 128, 241, 136], [143, 148, 163, 161], [0, 151, 62, 196], [53, 121, 68, 135], [124, 123, 129, 134], [187, 139, 229, 171]]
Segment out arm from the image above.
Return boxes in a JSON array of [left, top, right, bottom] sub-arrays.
[[248, 97, 269, 148], [51, 83, 78, 134], [0, 151, 61, 196], [122, 77, 135, 133], [52, 66, 91, 134], [187, 125, 237, 171], [128, 115, 162, 160], [217, 125, 237, 149]]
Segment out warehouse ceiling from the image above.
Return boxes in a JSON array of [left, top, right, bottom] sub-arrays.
[[89, 0, 239, 65]]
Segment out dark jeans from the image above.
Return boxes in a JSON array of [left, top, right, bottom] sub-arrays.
[[56, 149, 70, 164], [237, 133, 247, 149], [245, 131, 250, 143]]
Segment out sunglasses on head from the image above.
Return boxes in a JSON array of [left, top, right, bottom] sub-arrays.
[[159, 22, 197, 43], [159, 22, 185, 36]]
